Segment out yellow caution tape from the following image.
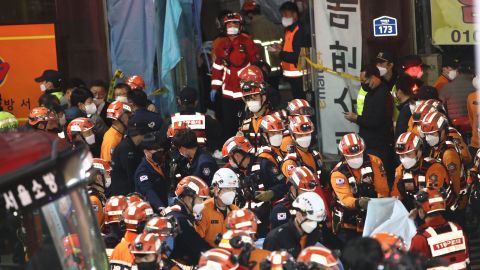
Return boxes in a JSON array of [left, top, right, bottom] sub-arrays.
[[149, 87, 168, 96]]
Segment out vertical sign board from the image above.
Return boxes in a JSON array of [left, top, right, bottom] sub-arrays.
[[0, 24, 58, 119], [313, 0, 362, 154], [430, 0, 474, 45], [373, 16, 398, 37]]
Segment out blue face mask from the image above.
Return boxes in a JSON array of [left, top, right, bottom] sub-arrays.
[[163, 236, 175, 257]]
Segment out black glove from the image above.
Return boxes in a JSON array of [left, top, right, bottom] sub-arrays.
[[238, 243, 255, 269]]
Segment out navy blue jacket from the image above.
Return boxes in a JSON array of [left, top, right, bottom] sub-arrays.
[[188, 148, 219, 186], [134, 158, 171, 211], [248, 157, 288, 201]]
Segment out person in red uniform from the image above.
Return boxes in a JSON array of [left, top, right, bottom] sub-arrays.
[[210, 12, 260, 141], [410, 188, 469, 270]]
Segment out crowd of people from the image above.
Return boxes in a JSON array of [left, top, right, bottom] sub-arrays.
[[1, 1, 480, 270]]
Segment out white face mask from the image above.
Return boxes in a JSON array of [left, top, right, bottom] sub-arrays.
[[246, 100, 262, 113], [40, 84, 47, 92], [400, 156, 417, 169], [269, 134, 283, 147], [346, 156, 364, 169], [219, 191, 236, 205], [193, 203, 205, 221], [300, 219, 318, 234], [93, 98, 104, 106], [84, 134, 96, 145], [85, 103, 97, 115], [447, 70, 457, 81], [116, 96, 129, 103], [226, 27, 239, 35], [473, 76, 479, 90], [59, 114, 66, 126], [282, 17, 294, 27], [296, 135, 311, 148], [377, 66, 387, 77], [425, 134, 440, 147], [409, 103, 416, 114], [105, 176, 111, 188]]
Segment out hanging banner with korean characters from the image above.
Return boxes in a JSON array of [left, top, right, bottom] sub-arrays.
[[313, 0, 362, 154]]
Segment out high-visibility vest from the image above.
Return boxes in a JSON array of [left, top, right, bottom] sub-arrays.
[[356, 87, 367, 116], [281, 25, 305, 78]]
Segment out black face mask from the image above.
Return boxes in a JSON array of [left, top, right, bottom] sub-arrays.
[[136, 220, 147, 234], [361, 83, 371, 92], [152, 151, 165, 166], [136, 261, 158, 270]]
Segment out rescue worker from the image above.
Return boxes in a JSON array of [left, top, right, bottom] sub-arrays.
[[410, 188, 469, 269], [172, 175, 210, 221], [468, 149, 480, 232], [103, 195, 129, 258], [196, 168, 240, 247], [218, 230, 270, 270], [129, 233, 167, 270], [172, 129, 219, 185], [34, 69, 63, 100], [297, 246, 341, 270], [197, 248, 239, 270], [258, 114, 286, 167], [270, 166, 319, 229], [210, 12, 260, 141], [225, 209, 259, 240], [271, 1, 306, 99], [433, 56, 459, 92], [391, 132, 452, 211], [467, 78, 480, 157], [370, 232, 407, 259], [238, 65, 271, 152], [143, 216, 182, 269], [263, 192, 326, 257], [259, 250, 296, 270], [89, 158, 111, 228], [109, 202, 154, 270], [67, 117, 100, 156], [134, 131, 170, 212], [420, 111, 467, 208], [162, 175, 211, 266], [101, 101, 132, 161], [330, 133, 389, 241], [281, 98, 314, 154], [126, 75, 157, 112], [27, 106, 61, 134]]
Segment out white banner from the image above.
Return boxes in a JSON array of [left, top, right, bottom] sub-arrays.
[[313, 0, 362, 154]]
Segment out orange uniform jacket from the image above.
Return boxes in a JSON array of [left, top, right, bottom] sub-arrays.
[[433, 75, 449, 92], [109, 231, 138, 270], [429, 145, 464, 195], [195, 198, 239, 247], [89, 194, 104, 228], [101, 127, 123, 161], [281, 147, 319, 177], [467, 91, 480, 148], [249, 248, 271, 270]]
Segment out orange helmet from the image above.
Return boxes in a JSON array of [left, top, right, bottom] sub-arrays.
[[395, 132, 422, 155], [63, 234, 81, 257], [260, 114, 285, 133], [28, 106, 56, 126], [420, 111, 448, 134], [127, 192, 144, 205], [412, 99, 444, 123], [67, 117, 94, 141], [223, 12, 243, 25], [239, 66, 265, 97], [242, 0, 258, 13], [130, 233, 162, 254], [297, 246, 339, 269], [222, 135, 254, 158], [287, 99, 314, 116], [167, 121, 189, 138], [107, 101, 132, 120], [218, 230, 254, 255], [198, 248, 239, 270], [123, 201, 154, 231], [273, 110, 288, 125], [288, 166, 318, 192], [126, 75, 145, 90], [92, 158, 111, 173], [415, 187, 446, 215], [371, 232, 407, 257], [145, 216, 181, 237], [289, 115, 314, 135], [175, 176, 209, 198], [226, 209, 258, 234], [260, 251, 296, 270], [104, 195, 129, 224], [338, 133, 365, 157]]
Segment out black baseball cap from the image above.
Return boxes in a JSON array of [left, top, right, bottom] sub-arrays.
[[140, 131, 167, 150], [178, 87, 198, 103], [35, 70, 62, 86], [127, 113, 161, 136], [376, 51, 394, 63], [414, 85, 439, 101], [401, 55, 423, 70], [442, 56, 460, 69]]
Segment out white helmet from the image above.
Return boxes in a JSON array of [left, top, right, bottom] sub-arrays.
[[292, 192, 326, 222], [212, 168, 239, 188]]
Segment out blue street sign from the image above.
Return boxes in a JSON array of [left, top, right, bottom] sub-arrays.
[[373, 16, 398, 37]]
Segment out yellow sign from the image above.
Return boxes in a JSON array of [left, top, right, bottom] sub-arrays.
[[431, 0, 475, 45]]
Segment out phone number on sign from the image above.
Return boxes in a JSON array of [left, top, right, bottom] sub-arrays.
[[450, 29, 477, 44]]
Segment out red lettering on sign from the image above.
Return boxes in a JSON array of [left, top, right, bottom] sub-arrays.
[[432, 238, 464, 250], [458, 0, 474, 24]]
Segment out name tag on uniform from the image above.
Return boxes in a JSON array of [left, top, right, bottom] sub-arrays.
[[211, 220, 219, 224]]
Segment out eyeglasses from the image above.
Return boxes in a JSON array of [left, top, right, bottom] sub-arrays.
[[241, 81, 264, 92], [395, 144, 406, 152], [348, 145, 361, 154], [299, 124, 312, 132]]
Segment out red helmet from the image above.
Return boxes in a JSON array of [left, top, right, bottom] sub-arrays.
[[287, 99, 314, 116], [92, 158, 111, 173], [223, 13, 243, 25], [67, 117, 94, 141], [415, 187, 446, 215], [273, 109, 288, 125], [127, 192, 144, 205], [371, 232, 407, 257], [198, 248, 239, 270], [222, 135, 254, 158], [288, 166, 318, 192], [104, 195, 129, 224], [260, 114, 285, 133], [412, 99, 444, 123], [167, 121, 189, 138], [226, 209, 258, 234], [28, 106, 56, 126], [145, 216, 181, 237], [338, 133, 365, 157], [175, 176, 210, 198], [297, 246, 339, 269], [130, 233, 162, 254], [239, 66, 265, 97], [420, 111, 448, 134], [123, 202, 154, 231], [289, 116, 314, 135], [107, 101, 132, 120], [218, 230, 254, 255], [395, 132, 422, 155], [242, 0, 258, 13], [260, 251, 296, 270], [63, 234, 81, 257], [126, 75, 145, 90]]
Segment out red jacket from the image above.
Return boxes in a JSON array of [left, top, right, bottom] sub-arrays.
[[211, 34, 260, 100]]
